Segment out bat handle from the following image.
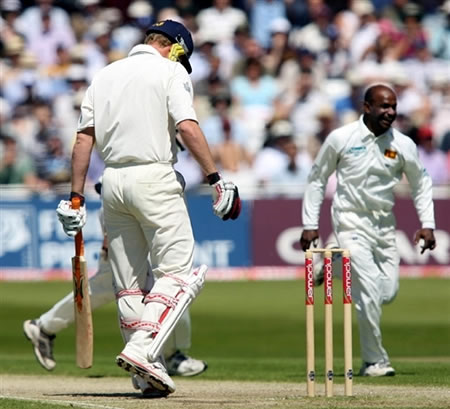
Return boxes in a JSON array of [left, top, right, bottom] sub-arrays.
[[71, 196, 84, 257], [71, 196, 81, 210]]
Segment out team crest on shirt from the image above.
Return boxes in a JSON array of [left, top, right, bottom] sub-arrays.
[[384, 149, 397, 159], [183, 81, 191, 94]]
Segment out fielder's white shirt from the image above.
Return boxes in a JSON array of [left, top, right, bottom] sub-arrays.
[[302, 116, 435, 230], [78, 44, 197, 165]]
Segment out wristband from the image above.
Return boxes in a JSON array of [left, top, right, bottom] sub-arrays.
[[70, 191, 85, 206], [207, 172, 220, 185]]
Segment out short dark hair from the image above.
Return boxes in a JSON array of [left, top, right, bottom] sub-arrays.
[[364, 84, 395, 104]]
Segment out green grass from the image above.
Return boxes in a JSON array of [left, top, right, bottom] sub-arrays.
[[1, 279, 449, 390], [0, 398, 74, 409]]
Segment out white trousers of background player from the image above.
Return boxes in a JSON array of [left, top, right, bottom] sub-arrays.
[[102, 163, 195, 359], [37, 253, 192, 354], [330, 208, 400, 365]]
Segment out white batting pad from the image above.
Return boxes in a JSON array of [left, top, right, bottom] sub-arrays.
[[146, 265, 207, 361]]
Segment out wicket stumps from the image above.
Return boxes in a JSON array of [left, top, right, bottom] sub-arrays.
[[305, 248, 353, 397]]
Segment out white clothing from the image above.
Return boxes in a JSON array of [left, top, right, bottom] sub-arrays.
[[78, 44, 197, 165], [196, 6, 247, 45], [37, 255, 192, 357], [303, 116, 435, 230], [78, 42, 198, 362], [302, 116, 435, 364]]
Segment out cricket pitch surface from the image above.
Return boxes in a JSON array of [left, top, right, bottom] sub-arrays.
[[1, 374, 449, 409]]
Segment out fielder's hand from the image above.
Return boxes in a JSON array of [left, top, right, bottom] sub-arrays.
[[300, 229, 319, 252], [414, 228, 436, 254], [56, 196, 87, 237], [169, 43, 186, 63], [208, 172, 241, 221]]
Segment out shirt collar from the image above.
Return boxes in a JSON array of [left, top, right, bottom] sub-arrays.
[[128, 44, 161, 58], [358, 115, 392, 141]]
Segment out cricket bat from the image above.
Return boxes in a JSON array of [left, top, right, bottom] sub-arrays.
[[71, 196, 93, 368]]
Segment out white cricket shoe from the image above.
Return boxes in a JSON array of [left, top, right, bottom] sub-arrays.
[[359, 361, 396, 377], [23, 320, 56, 371], [131, 374, 171, 397], [166, 350, 208, 377], [116, 346, 175, 396]]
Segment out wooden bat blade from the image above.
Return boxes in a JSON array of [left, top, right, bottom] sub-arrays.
[[72, 255, 93, 369]]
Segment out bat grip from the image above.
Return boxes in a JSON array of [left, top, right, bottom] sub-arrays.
[[71, 197, 84, 257]]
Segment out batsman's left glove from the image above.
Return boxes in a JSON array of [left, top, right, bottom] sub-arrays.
[[169, 43, 186, 63], [208, 172, 241, 221], [56, 193, 86, 237]]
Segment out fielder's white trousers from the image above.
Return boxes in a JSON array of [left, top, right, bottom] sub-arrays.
[[102, 162, 195, 357], [332, 208, 399, 365]]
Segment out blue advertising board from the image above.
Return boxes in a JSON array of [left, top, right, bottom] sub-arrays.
[[0, 198, 103, 270], [0, 195, 251, 275], [187, 195, 251, 267]]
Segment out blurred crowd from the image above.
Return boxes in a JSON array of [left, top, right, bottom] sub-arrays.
[[1, 0, 449, 196]]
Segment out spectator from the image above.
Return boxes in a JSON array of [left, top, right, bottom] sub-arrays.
[[416, 125, 449, 185], [16, 0, 76, 67], [0, 0, 22, 43], [36, 133, 71, 185], [248, 0, 287, 50], [53, 64, 89, 153], [334, 69, 365, 123], [316, 24, 350, 79], [388, 63, 431, 125], [283, 67, 332, 150], [289, 2, 334, 54], [0, 132, 49, 190], [189, 34, 220, 89], [201, 91, 253, 186], [0, 0, 448, 194], [214, 24, 251, 80], [230, 56, 279, 153], [348, 0, 381, 64], [395, 3, 428, 60], [83, 20, 115, 81], [422, 0, 450, 59], [262, 17, 295, 77], [1, 34, 29, 107], [196, 0, 247, 45], [112, 1, 152, 54], [253, 119, 312, 193]]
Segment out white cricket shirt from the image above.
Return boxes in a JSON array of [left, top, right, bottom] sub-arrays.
[[303, 116, 435, 230], [77, 44, 197, 165]]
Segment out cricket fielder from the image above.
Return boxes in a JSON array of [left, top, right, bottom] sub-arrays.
[[300, 84, 436, 377], [55, 19, 241, 396]]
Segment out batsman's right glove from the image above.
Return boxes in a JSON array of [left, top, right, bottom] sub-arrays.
[[208, 172, 241, 221]]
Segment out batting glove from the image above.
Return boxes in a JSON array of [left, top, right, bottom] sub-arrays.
[[168, 43, 186, 63], [208, 172, 241, 221], [56, 195, 87, 237]]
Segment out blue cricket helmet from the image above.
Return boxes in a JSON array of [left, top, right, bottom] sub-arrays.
[[146, 19, 194, 74]]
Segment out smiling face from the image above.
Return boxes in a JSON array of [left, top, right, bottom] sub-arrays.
[[363, 85, 397, 136]]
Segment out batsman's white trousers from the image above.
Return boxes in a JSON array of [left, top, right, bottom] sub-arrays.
[[332, 208, 399, 365], [38, 256, 192, 356], [102, 162, 195, 356]]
